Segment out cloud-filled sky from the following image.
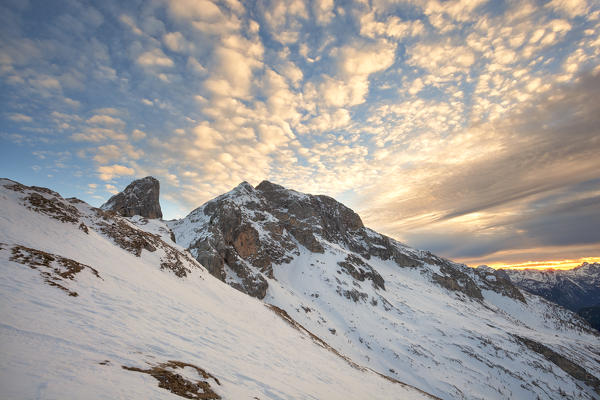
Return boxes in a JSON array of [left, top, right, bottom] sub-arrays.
[[1, 0, 599, 268]]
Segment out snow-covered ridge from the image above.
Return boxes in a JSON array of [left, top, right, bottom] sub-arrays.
[[4, 178, 600, 399], [504, 262, 600, 284], [169, 179, 526, 303], [167, 179, 600, 399], [0, 178, 433, 399]]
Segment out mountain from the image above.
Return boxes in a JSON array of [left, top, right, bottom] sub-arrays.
[[168, 180, 600, 399], [579, 306, 600, 331], [2, 177, 600, 399], [503, 263, 600, 330], [101, 176, 162, 219], [0, 178, 431, 399]]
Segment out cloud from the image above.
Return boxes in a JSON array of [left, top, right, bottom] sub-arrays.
[[168, 0, 224, 21], [204, 35, 263, 99], [97, 164, 135, 181], [137, 48, 174, 68], [71, 127, 127, 142], [105, 184, 119, 194], [316, 40, 397, 108], [87, 114, 126, 129], [4, 0, 599, 266], [313, 0, 335, 25], [360, 11, 424, 39], [89, 140, 144, 164], [335, 40, 397, 78], [408, 41, 475, 76], [546, 0, 589, 17], [319, 75, 370, 107], [8, 113, 32, 122], [166, 0, 241, 35], [132, 129, 146, 140], [163, 31, 192, 53], [93, 107, 122, 116], [119, 15, 143, 36], [357, 70, 600, 260], [262, 0, 308, 44]]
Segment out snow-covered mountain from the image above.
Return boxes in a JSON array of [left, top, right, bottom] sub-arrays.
[[168, 180, 600, 399], [0, 178, 432, 399], [2, 177, 600, 399], [502, 263, 600, 330]]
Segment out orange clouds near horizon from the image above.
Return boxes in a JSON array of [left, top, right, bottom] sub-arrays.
[[479, 257, 600, 271]]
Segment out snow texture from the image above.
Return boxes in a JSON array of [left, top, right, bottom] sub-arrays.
[[169, 180, 600, 400], [0, 179, 430, 400]]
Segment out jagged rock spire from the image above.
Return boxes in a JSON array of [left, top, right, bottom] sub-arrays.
[[101, 176, 162, 219]]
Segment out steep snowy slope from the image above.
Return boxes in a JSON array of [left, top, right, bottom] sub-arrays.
[[0, 179, 432, 400], [169, 181, 600, 400]]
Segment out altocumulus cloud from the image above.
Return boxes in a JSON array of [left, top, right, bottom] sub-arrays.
[[0, 0, 598, 266]]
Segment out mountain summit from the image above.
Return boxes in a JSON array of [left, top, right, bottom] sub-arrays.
[[168, 180, 523, 303], [166, 179, 600, 399], [101, 176, 162, 219]]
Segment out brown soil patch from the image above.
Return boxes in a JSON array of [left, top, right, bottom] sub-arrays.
[[78, 222, 89, 234], [123, 360, 221, 399], [4, 181, 27, 193], [94, 209, 196, 277], [3, 180, 79, 224], [24, 192, 80, 224], [8, 244, 102, 296]]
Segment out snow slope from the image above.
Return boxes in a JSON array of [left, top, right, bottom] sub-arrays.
[[169, 181, 600, 400], [0, 179, 432, 399]]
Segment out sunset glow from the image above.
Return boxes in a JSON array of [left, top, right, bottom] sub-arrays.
[[1, 0, 599, 266], [484, 257, 600, 271]]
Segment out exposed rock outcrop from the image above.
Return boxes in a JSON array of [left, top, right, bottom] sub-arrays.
[[169, 180, 527, 304], [101, 176, 162, 219]]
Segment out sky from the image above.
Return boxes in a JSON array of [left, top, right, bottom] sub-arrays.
[[1, 0, 599, 269]]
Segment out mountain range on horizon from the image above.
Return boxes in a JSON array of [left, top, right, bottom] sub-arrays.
[[1, 175, 599, 399], [503, 263, 600, 331]]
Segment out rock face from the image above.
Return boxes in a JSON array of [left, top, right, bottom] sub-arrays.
[[169, 180, 401, 299], [168, 180, 526, 304], [101, 177, 162, 219]]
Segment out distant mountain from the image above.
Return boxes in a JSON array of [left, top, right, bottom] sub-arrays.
[[579, 306, 600, 331], [168, 179, 600, 399], [503, 263, 600, 330], [101, 176, 162, 219]]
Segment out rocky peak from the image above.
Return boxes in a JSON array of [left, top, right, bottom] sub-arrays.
[[101, 176, 162, 219], [255, 180, 364, 234], [169, 181, 526, 305]]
